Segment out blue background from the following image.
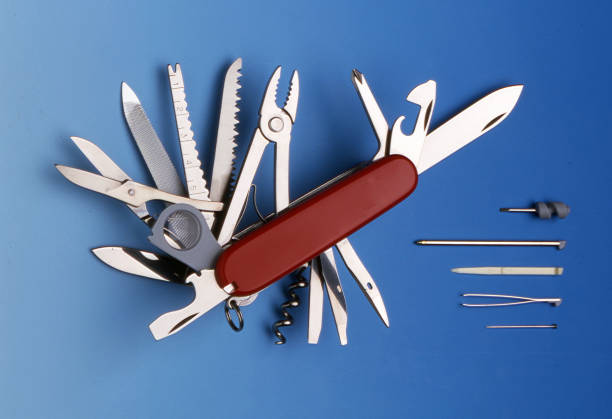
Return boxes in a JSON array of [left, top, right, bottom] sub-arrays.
[[1, 1, 610, 418]]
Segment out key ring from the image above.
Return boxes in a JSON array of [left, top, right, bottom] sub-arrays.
[[224, 299, 244, 332]]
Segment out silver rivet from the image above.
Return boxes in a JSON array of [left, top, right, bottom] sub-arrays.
[[128, 188, 135, 196], [269, 117, 284, 132]]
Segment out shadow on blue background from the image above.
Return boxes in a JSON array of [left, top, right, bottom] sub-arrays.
[[1, 1, 611, 418]]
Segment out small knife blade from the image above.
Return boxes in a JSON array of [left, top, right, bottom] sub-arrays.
[[92, 246, 193, 284], [417, 85, 523, 173], [121, 82, 186, 196], [210, 58, 242, 204]]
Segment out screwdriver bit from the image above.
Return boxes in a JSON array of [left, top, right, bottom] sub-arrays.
[[500, 201, 570, 219]]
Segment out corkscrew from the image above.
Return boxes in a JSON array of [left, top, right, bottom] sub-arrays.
[[273, 265, 309, 344]]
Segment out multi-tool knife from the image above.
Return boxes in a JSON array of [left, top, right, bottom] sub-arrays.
[[56, 58, 523, 344]]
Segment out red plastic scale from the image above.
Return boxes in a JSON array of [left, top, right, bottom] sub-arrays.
[[215, 154, 418, 296]]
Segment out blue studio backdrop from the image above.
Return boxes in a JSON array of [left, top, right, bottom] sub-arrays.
[[1, 1, 611, 418]]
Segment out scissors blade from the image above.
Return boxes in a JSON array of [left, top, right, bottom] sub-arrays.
[[417, 85, 523, 174], [70, 136, 130, 182], [351, 69, 389, 161], [69, 137, 150, 221], [335, 238, 389, 327], [55, 165, 223, 211], [319, 249, 348, 346]]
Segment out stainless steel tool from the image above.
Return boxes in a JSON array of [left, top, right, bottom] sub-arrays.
[[416, 240, 566, 249], [486, 324, 558, 329], [452, 266, 563, 276], [168, 63, 213, 228], [500, 201, 570, 219], [216, 66, 299, 246], [59, 63, 524, 343], [210, 58, 242, 213], [122, 82, 186, 197], [55, 164, 223, 212], [461, 293, 562, 307]]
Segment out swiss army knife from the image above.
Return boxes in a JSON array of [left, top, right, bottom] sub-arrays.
[[56, 58, 523, 344]]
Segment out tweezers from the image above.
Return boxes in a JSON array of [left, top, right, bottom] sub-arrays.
[[461, 293, 562, 307]]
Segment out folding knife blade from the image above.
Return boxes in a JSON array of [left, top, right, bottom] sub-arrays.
[[210, 58, 242, 204], [92, 246, 192, 285], [121, 82, 186, 196], [417, 85, 523, 173]]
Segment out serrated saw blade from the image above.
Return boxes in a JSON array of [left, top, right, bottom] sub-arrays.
[[210, 58, 242, 204]]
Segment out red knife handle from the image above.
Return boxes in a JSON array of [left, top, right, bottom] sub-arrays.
[[215, 155, 418, 296]]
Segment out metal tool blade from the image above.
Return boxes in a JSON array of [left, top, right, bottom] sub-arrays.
[[91, 246, 192, 284], [389, 80, 436, 164], [452, 266, 563, 276], [351, 69, 389, 161], [319, 249, 348, 346], [121, 82, 186, 195], [168, 65, 211, 200], [216, 126, 269, 246], [149, 270, 230, 340], [55, 165, 223, 211], [308, 259, 324, 344], [335, 238, 389, 327], [417, 85, 523, 174], [71, 136, 130, 182], [210, 58, 242, 204], [70, 136, 151, 223]]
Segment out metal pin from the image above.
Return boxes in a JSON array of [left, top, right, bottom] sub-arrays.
[[416, 240, 566, 249], [486, 324, 557, 329]]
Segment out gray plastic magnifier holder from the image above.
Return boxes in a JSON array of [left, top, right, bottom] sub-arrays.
[[148, 203, 222, 271]]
